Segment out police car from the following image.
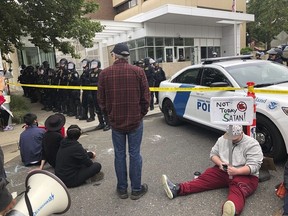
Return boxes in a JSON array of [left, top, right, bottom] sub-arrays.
[[158, 55, 288, 161]]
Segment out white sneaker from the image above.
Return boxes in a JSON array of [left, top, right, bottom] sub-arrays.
[[4, 125, 14, 131], [222, 200, 236, 216]]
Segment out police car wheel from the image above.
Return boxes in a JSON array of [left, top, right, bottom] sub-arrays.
[[256, 114, 286, 162], [163, 99, 181, 126]]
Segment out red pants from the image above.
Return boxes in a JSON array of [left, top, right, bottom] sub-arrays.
[[179, 166, 258, 215]]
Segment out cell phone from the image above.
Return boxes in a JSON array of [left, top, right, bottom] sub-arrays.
[[222, 164, 228, 172]]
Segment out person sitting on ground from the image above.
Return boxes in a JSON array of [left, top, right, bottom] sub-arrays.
[[55, 124, 103, 188], [38, 113, 66, 170], [19, 113, 45, 166], [162, 125, 263, 216]]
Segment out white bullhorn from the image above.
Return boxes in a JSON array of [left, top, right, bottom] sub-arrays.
[[7, 170, 71, 216]]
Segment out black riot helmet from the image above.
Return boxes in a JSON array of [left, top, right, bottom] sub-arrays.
[[67, 62, 76, 70], [59, 58, 68, 68], [81, 58, 90, 69], [42, 61, 49, 69], [90, 59, 101, 69]]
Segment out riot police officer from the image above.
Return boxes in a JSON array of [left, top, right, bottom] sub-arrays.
[[42, 61, 55, 111], [89, 59, 110, 131], [53, 58, 68, 113], [267, 48, 284, 64], [144, 57, 156, 110], [154, 60, 166, 104], [66, 61, 81, 118], [79, 58, 95, 121]]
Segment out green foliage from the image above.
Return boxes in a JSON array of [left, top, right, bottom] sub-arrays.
[[0, 0, 104, 58], [247, 0, 288, 48], [240, 47, 253, 55], [9, 94, 31, 124]]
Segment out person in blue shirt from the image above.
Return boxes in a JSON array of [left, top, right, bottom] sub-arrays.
[[19, 113, 45, 166]]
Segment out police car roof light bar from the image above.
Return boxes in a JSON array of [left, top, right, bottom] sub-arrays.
[[203, 55, 253, 65]]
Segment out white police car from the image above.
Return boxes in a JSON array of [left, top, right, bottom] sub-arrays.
[[159, 56, 288, 161]]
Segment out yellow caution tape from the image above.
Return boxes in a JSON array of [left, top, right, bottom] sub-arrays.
[[7, 82, 288, 94]]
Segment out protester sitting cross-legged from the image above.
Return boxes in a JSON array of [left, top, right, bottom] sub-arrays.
[[161, 125, 263, 216], [38, 113, 66, 170], [55, 124, 103, 188], [19, 113, 45, 166]]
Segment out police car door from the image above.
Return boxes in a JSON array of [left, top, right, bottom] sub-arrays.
[[191, 67, 235, 126]]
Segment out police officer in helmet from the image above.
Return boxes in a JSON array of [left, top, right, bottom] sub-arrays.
[[89, 59, 110, 131]]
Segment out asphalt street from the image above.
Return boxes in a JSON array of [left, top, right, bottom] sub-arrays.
[[4, 113, 286, 216]]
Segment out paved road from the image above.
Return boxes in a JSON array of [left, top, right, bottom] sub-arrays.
[[4, 113, 285, 216]]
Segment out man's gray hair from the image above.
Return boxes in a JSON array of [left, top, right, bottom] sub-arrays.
[[114, 53, 129, 60]]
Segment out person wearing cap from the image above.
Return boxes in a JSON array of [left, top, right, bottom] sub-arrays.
[[55, 124, 102, 188], [38, 114, 66, 170], [19, 113, 46, 166], [161, 125, 263, 216], [98, 43, 150, 200]]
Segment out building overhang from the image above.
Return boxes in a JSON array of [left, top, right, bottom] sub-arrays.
[[93, 20, 143, 43], [124, 4, 254, 26]]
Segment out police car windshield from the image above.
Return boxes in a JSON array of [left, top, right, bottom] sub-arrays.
[[225, 61, 288, 87]]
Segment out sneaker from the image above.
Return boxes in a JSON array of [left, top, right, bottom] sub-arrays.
[[162, 174, 179, 199], [117, 189, 129, 199], [222, 200, 236, 216], [3, 125, 14, 131], [130, 183, 148, 200], [90, 171, 104, 183]]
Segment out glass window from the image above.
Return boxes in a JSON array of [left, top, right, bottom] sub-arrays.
[[172, 68, 201, 85], [184, 38, 194, 46], [156, 47, 164, 62], [147, 47, 154, 59], [138, 48, 146, 60], [128, 40, 136, 49], [201, 68, 230, 87], [136, 38, 145, 48], [184, 47, 191, 61], [174, 37, 184, 46], [165, 38, 173, 46], [146, 37, 154, 46], [130, 49, 136, 64], [201, 47, 207, 59], [155, 37, 164, 46]]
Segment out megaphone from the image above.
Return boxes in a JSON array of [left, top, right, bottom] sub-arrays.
[[7, 170, 71, 216]]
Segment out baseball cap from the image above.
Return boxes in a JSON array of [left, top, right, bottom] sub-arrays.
[[111, 43, 130, 56], [223, 125, 243, 140]]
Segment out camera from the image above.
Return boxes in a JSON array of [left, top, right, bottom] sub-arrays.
[[222, 164, 228, 172]]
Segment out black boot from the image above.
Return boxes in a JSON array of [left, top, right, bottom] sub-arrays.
[[79, 107, 88, 120], [94, 114, 105, 130]]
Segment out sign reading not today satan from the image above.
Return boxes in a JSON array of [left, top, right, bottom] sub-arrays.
[[210, 97, 254, 125]]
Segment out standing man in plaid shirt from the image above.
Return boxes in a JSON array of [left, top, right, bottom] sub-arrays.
[[98, 43, 150, 200]]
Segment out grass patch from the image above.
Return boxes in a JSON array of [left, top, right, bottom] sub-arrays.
[[9, 94, 31, 124]]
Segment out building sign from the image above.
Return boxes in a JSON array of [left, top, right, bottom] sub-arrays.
[[210, 97, 254, 125]]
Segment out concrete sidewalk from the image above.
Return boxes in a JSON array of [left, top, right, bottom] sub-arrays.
[[1, 99, 161, 163]]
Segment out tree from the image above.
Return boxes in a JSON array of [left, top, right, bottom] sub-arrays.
[[247, 0, 288, 49], [0, 0, 104, 59]]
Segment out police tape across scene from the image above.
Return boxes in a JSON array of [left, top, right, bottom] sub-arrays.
[[7, 82, 288, 94]]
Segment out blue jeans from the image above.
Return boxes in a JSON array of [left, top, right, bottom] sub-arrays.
[[112, 121, 143, 192]]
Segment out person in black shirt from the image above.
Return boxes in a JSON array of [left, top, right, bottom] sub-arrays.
[[39, 114, 66, 170], [55, 124, 103, 187]]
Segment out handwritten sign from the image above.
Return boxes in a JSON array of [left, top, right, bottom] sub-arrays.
[[210, 97, 254, 125]]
